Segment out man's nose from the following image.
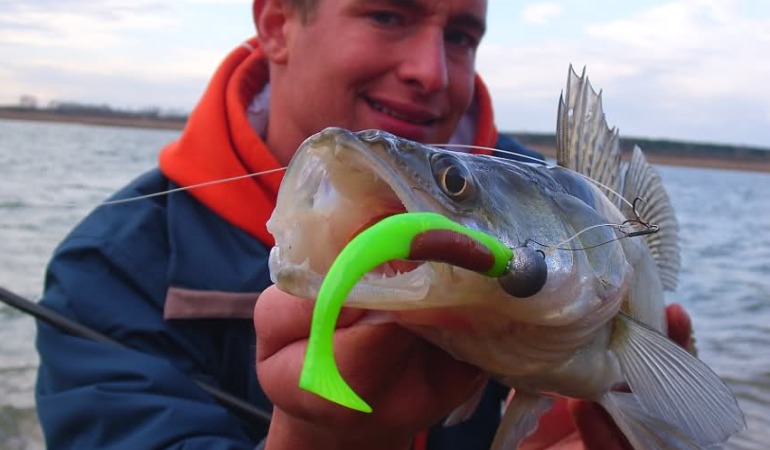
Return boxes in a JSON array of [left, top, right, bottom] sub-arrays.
[[398, 29, 449, 93]]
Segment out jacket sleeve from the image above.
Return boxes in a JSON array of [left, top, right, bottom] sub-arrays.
[[35, 212, 264, 449]]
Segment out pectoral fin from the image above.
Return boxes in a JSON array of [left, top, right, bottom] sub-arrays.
[[443, 380, 487, 427], [490, 391, 553, 450], [600, 391, 702, 449], [611, 312, 745, 446]]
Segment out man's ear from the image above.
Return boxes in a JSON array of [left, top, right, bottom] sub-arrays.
[[253, 0, 293, 63]]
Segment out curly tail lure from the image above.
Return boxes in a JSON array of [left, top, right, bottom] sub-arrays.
[[298, 212, 547, 413]]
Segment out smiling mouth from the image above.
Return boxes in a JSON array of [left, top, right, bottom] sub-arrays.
[[366, 98, 438, 126]]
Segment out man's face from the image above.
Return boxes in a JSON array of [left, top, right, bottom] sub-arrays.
[[275, 0, 487, 146]]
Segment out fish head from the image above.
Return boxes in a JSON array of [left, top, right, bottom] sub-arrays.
[[268, 127, 630, 326]]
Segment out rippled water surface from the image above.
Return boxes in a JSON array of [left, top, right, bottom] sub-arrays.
[[0, 119, 174, 449], [0, 119, 768, 449]]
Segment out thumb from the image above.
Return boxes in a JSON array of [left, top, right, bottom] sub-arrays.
[[665, 303, 696, 355], [567, 399, 631, 449]]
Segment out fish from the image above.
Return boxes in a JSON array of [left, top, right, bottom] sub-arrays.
[[266, 66, 745, 449]]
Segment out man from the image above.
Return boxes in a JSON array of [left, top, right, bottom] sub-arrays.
[[35, 0, 692, 449]]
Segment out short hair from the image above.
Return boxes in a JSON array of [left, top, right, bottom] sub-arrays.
[[285, 0, 320, 23]]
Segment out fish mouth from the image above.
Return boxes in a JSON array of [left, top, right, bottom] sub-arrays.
[[348, 213, 423, 276], [268, 128, 440, 305]]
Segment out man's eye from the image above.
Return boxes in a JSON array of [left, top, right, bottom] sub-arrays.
[[446, 30, 478, 49], [370, 11, 402, 26]]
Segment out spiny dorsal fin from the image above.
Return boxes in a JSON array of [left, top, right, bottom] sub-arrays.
[[556, 65, 622, 202], [621, 146, 681, 290], [556, 65, 680, 291]]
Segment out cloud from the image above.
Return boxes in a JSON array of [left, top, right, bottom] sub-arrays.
[[0, 42, 226, 110], [521, 3, 563, 25], [0, 1, 177, 49], [0, 1, 253, 108], [584, 0, 770, 97], [1, 0, 767, 147], [479, 0, 770, 147]]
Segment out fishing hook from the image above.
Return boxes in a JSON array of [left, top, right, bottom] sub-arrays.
[[524, 197, 661, 252], [619, 197, 660, 238]]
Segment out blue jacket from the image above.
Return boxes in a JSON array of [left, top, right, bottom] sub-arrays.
[[35, 40, 543, 450]]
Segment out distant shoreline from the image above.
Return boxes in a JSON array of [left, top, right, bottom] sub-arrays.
[[0, 109, 186, 131], [526, 144, 770, 174], [2, 109, 769, 173]]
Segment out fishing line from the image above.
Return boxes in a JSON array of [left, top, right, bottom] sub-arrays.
[[67, 141, 658, 256], [4, 138, 655, 424], [4, 168, 290, 434], [433, 143, 661, 253], [527, 220, 658, 253], [527, 199, 659, 253], [101, 167, 287, 206], [436, 143, 638, 212], [92, 142, 631, 220], [433, 143, 548, 165]]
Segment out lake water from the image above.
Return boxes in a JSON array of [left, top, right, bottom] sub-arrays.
[[0, 118, 768, 449]]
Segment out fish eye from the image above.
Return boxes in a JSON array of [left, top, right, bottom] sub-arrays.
[[431, 154, 475, 201]]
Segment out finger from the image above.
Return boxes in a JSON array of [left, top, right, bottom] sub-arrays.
[[257, 318, 402, 424], [568, 399, 631, 450], [254, 286, 376, 425], [665, 303, 695, 354], [254, 285, 365, 361], [254, 285, 483, 430], [359, 332, 485, 425], [519, 396, 580, 449]]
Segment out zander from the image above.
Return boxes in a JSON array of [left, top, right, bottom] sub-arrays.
[[268, 67, 745, 449]]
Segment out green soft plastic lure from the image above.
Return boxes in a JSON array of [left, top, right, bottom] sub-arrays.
[[298, 211, 521, 413]]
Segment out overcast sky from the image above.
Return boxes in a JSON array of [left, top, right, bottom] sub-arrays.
[[1, 0, 768, 148]]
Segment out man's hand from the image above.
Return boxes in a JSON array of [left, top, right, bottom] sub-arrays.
[[521, 303, 695, 449], [254, 285, 486, 450]]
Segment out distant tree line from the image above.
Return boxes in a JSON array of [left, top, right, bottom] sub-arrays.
[[5, 95, 188, 122], [508, 132, 770, 160]]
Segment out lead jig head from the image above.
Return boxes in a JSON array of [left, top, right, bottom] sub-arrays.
[[497, 246, 547, 298]]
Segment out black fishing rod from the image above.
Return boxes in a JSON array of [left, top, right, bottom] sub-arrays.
[[0, 285, 272, 432]]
